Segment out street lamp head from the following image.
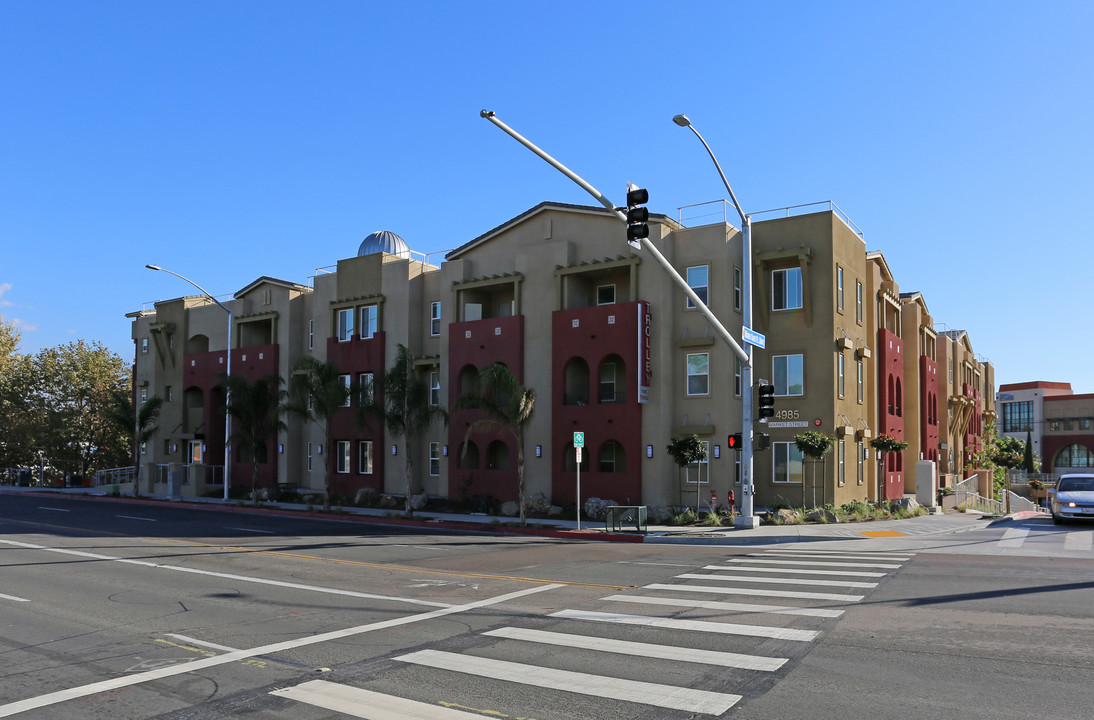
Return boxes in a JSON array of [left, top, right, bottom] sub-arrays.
[[672, 114, 692, 127], [145, 264, 162, 271]]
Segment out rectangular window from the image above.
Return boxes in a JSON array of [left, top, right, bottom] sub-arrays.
[[685, 441, 710, 483], [307, 442, 313, 471], [773, 442, 804, 483], [857, 359, 864, 403], [837, 353, 845, 398], [140, 388, 147, 403], [733, 266, 742, 311], [837, 266, 844, 312], [686, 265, 709, 309], [359, 372, 374, 406], [340, 374, 351, 407], [142, 338, 148, 353], [838, 440, 846, 486], [734, 356, 742, 397], [360, 305, 378, 339], [308, 319, 314, 349], [596, 285, 616, 305], [337, 308, 354, 341], [336, 441, 351, 473], [687, 353, 710, 396], [429, 442, 441, 476], [358, 440, 373, 474], [600, 362, 617, 402], [856, 281, 863, 323], [857, 441, 864, 485], [773, 354, 804, 396], [166, 386, 173, 402], [430, 302, 442, 336], [1001, 401, 1034, 433], [599, 442, 616, 472], [430, 370, 440, 406], [772, 267, 803, 311]]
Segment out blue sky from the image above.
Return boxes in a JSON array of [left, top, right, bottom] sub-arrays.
[[3, 1, 1092, 392]]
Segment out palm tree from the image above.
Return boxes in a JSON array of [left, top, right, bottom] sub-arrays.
[[223, 374, 287, 505], [108, 389, 162, 497], [287, 356, 350, 512], [362, 344, 447, 518], [456, 363, 535, 526]]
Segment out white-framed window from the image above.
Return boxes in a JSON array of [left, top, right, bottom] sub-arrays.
[[836, 266, 844, 312], [166, 386, 173, 402], [307, 442, 313, 471], [430, 370, 440, 406], [141, 337, 148, 353], [336, 308, 354, 342], [734, 356, 742, 397], [358, 440, 373, 474], [359, 372, 374, 406], [856, 281, 863, 323], [596, 284, 616, 305], [837, 353, 845, 398], [772, 267, 803, 311], [429, 442, 441, 476], [360, 304, 378, 339], [733, 266, 742, 311], [773, 354, 804, 396], [339, 374, 352, 407], [686, 265, 709, 309], [773, 442, 804, 483], [857, 359, 864, 403], [857, 441, 864, 485], [308, 319, 314, 349], [600, 362, 616, 402], [430, 301, 442, 336], [336, 441, 351, 473], [838, 439, 846, 486], [685, 440, 710, 483], [139, 441, 147, 455], [140, 388, 147, 403], [686, 353, 710, 396]]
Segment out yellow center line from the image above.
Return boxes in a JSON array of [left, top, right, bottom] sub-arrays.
[[143, 536, 635, 590]]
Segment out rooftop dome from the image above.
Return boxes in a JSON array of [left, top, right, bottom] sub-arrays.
[[357, 230, 411, 258]]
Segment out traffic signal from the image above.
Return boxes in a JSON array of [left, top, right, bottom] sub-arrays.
[[625, 183, 649, 249], [727, 433, 742, 451], [755, 433, 771, 451], [757, 383, 775, 419]]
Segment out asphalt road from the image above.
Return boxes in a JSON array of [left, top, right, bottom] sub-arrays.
[[1, 493, 1093, 719]]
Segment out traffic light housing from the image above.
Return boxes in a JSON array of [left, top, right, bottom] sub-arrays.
[[625, 184, 649, 249], [757, 383, 775, 419], [755, 433, 771, 451], [727, 432, 742, 451]]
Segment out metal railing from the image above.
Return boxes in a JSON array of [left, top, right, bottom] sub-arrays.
[[94, 466, 136, 486]]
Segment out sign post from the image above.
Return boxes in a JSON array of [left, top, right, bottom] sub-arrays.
[[574, 432, 584, 531]]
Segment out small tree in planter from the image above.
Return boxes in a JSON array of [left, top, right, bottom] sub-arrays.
[[870, 434, 909, 504], [794, 431, 834, 509], [666, 435, 707, 512]]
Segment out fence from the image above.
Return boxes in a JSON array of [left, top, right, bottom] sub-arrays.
[[953, 474, 1043, 515], [94, 466, 136, 486]]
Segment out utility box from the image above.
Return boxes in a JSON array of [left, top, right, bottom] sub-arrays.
[[168, 463, 185, 499], [916, 460, 938, 509]]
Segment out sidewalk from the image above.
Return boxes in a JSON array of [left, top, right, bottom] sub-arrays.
[[0, 485, 998, 546]]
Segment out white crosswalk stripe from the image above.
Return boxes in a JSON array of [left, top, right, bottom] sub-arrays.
[[999, 528, 1030, 548], [396, 649, 743, 715], [271, 680, 488, 719], [1064, 530, 1094, 551], [722, 557, 901, 569], [549, 608, 820, 641], [703, 563, 886, 577], [758, 550, 913, 561], [645, 581, 865, 602], [676, 572, 878, 589], [601, 593, 845, 618]]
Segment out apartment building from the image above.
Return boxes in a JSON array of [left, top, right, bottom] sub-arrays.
[[130, 201, 994, 510]]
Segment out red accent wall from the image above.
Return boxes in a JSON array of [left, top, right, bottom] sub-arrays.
[[919, 356, 940, 463], [184, 344, 280, 489], [877, 328, 905, 499], [1043, 435, 1094, 473], [447, 315, 525, 501], [963, 382, 983, 464], [325, 332, 386, 496], [551, 301, 645, 507]]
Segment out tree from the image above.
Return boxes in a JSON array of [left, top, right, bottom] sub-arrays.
[[870, 434, 909, 504], [1022, 430, 1036, 472], [107, 388, 163, 497], [223, 374, 287, 505], [366, 345, 448, 519], [455, 362, 532, 524], [794, 431, 834, 509], [666, 434, 707, 511], [287, 357, 350, 512]]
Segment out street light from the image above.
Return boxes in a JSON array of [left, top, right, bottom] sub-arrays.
[[673, 114, 760, 529], [145, 264, 232, 501]]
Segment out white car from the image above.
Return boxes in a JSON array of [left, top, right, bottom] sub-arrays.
[[1049, 473, 1094, 524]]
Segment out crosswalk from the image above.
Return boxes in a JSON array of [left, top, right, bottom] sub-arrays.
[[269, 546, 917, 718], [971, 522, 1094, 554]]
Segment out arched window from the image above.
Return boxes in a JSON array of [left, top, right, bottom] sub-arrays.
[[186, 334, 210, 354], [458, 364, 479, 405], [887, 375, 895, 415], [598, 440, 626, 472], [895, 378, 903, 417], [486, 440, 510, 471], [458, 441, 480, 470], [1055, 444, 1094, 468], [564, 357, 590, 405]]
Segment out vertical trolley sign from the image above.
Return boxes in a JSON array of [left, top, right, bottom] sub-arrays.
[[574, 431, 584, 530]]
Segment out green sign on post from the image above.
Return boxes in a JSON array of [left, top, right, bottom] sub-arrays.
[[573, 431, 584, 448]]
